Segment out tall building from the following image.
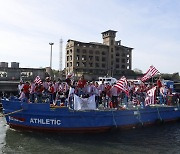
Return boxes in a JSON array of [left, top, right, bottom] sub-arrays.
[[66, 30, 133, 80]]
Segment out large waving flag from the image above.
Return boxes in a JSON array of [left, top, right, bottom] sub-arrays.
[[140, 66, 159, 82], [114, 76, 129, 95]]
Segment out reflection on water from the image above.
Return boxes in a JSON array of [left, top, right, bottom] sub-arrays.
[[0, 115, 180, 154]]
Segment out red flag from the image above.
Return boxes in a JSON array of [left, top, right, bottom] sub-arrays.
[[140, 66, 159, 82], [34, 76, 42, 85], [114, 76, 129, 95], [145, 86, 156, 106]]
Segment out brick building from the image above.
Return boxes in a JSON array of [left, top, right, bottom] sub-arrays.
[[66, 30, 133, 80]]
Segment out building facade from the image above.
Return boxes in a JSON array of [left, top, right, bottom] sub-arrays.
[[0, 62, 46, 81], [66, 30, 133, 80]]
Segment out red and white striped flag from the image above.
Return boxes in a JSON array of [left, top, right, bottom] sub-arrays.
[[140, 66, 159, 82], [66, 72, 74, 79], [34, 76, 42, 85], [114, 76, 129, 95], [145, 86, 156, 106]]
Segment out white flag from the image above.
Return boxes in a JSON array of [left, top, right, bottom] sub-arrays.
[[145, 86, 157, 106], [73, 95, 96, 110]]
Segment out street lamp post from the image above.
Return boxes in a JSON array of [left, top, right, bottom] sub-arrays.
[[49, 42, 54, 69]]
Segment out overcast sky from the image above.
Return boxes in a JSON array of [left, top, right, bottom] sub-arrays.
[[0, 0, 179, 74]]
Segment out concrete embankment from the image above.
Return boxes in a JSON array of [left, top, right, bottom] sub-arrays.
[[0, 81, 19, 97]]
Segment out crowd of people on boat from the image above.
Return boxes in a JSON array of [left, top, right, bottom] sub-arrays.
[[16, 75, 178, 109]]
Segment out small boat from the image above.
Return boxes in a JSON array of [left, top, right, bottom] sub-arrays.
[[1, 97, 180, 133]]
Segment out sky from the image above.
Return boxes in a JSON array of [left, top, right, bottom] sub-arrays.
[[0, 0, 179, 74]]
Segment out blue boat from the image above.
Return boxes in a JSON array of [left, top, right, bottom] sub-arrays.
[[1, 98, 180, 133]]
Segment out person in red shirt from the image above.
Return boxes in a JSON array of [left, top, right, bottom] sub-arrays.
[[35, 83, 44, 103], [156, 76, 163, 96], [48, 83, 55, 104], [23, 81, 30, 100], [157, 76, 162, 88], [77, 75, 87, 97]]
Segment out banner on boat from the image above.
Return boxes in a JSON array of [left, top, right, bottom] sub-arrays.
[[74, 94, 96, 110]]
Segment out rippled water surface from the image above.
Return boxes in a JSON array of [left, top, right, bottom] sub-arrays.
[[0, 112, 180, 154]]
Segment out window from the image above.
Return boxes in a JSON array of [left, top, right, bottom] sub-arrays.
[[89, 50, 93, 54], [67, 50, 69, 54], [116, 64, 119, 68], [122, 53, 125, 57], [89, 56, 93, 61], [121, 65, 125, 69], [102, 57, 106, 61], [116, 58, 119, 62], [83, 49, 86, 53], [67, 56, 69, 61], [20, 72, 33, 77], [76, 62, 79, 67], [82, 55, 86, 61], [95, 63, 99, 67], [0, 71, 7, 77], [70, 62, 72, 67], [102, 51, 105, 55], [127, 54, 130, 58], [67, 63, 69, 67], [127, 66, 130, 69], [70, 55, 72, 61], [95, 50, 100, 54], [116, 53, 120, 56], [102, 64, 106, 68], [70, 49, 72, 54], [89, 63, 93, 67], [111, 40, 114, 45], [122, 59, 125, 63], [77, 49, 80, 53], [95, 56, 99, 61], [76, 55, 79, 60], [82, 62, 86, 67]]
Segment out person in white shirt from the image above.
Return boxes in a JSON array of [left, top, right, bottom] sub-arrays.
[[99, 80, 106, 104], [18, 81, 24, 96], [30, 81, 35, 103], [84, 81, 93, 97], [110, 85, 119, 108], [92, 81, 100, 108]]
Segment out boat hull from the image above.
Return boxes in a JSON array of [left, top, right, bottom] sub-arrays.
[[2, 99, 180, 133]]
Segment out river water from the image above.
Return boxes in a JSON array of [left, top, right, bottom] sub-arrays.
[[0, 112, 180, 154]]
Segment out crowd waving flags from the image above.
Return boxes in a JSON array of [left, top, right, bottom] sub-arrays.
[[114, 76, 129, 95], [140, 65, 160, 82]]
